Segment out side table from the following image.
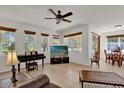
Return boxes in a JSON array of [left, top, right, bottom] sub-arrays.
[[0, 73, 29, 88]]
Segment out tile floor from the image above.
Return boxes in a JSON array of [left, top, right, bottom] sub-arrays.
[[1, 61, 124, 88], [23, 61, 124, 88]]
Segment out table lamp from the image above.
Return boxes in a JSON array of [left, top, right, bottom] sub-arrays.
[[6, 50, 19, 82]]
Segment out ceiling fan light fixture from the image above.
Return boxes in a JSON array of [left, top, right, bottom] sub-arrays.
[[45, 9, 73, 24], [56, 19, 61, 24]]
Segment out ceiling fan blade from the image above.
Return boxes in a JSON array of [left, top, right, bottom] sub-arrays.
[[49, 9, 57, 16], [61, 12, 73, 18], [62, 19, 72, 23], [45, 18, 56, 19], [56, 21, 60, 24]]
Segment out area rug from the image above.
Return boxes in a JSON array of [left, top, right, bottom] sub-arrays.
[[83, 82, 124, 88]]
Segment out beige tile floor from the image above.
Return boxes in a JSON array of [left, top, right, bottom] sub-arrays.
[[1, 60, 124, 88], [22, 61, 124, 88]]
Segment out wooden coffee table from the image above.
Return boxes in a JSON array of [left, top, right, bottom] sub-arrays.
[[79, 70, 124, 88]]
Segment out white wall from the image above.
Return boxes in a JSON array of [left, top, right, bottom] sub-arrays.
[[0, 19, 57, 72], [57, 24, 89, 65], [0, 19, 98, 72]]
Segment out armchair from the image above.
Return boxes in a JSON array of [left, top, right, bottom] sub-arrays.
[[112, 51, 122, 67], [104, 49, 112, 63], [90, 51, 100, 67]]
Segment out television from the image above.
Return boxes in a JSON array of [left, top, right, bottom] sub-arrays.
[[50, 45, 68, 58]]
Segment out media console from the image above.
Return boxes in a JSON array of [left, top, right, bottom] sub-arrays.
[[50, 45, 69, 64], [50, 57, 69, 64]]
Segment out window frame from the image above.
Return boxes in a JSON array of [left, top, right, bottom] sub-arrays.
[[0, 26, 16, 55], [41, 33, 49, 52], [24, 30, 36, 53], [107, 35, 124, 51], [64, 32, 82, 52]]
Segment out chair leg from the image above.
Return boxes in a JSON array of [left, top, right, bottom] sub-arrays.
[[120, 61, 122, 67], [91, 61, 92, 66], [27, 66, 29, 73], [118, 61, 121, 67], [98, 61, 100, 68], [108, 58, 110, 64], [112, 61, 114, 65], [37, 64, 38, 70], [105, 58, 107, 63]]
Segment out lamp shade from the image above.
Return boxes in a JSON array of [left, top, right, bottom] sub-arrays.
[[6, 50, 19, 66]]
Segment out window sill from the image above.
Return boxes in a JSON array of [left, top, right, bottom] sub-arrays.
[[69, 49, 81, 53]]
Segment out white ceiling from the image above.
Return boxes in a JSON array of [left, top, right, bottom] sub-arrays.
[[0, 5, 124, 32]]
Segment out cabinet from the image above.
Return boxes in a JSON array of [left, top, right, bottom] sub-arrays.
[[50, 57, 69, 64]]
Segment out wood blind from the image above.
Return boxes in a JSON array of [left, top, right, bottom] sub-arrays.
[[107, 34, 124, 38], [41, 33, 49, 36], [53, 35, 59, 39], [64, 32, 82, 38], [92, 32, 100, 37], [0, 26, 16, 32], [24, 30, 36, 35]]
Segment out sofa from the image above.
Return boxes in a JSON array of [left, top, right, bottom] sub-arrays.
[[17, 74, 61, 88]]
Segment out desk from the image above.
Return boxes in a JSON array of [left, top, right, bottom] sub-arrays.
[[79, 70, 124, 88], [17, 54, 46, 73]]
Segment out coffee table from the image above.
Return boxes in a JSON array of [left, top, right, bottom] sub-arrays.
[[79, 70, 124, 88]]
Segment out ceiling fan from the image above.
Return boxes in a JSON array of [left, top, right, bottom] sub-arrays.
[[45, 9, 73, 24]]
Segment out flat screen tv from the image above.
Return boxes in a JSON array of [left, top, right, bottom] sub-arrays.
[[50, 45, 68, 58]]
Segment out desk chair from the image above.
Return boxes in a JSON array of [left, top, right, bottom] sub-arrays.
[[26, 51, 38, 72]]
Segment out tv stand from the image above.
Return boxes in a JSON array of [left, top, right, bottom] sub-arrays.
[[50, 57, 69, 64]]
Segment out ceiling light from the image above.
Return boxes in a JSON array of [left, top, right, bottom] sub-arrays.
[[114, 25, 122, 28]]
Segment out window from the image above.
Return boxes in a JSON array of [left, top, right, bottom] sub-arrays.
[[64, 32, 82, 51], [52, 35, 59, 45], [41, 33, 49, 52], [0, 26, 16, 55], [92, 32, 100, 56], [107, 35, 124, 51], [107, 37, 118, 51], [120, 37, 124, 50], [25, 30, 36, 53]]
